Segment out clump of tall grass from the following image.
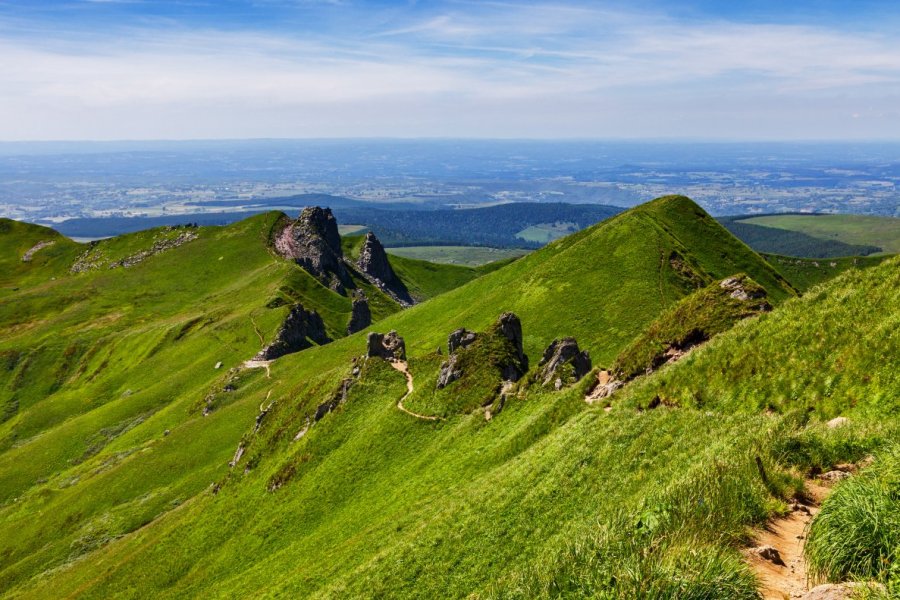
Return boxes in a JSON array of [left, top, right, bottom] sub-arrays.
[[805, 444, 900, 585]]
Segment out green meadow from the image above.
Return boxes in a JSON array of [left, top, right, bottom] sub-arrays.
[[0, 196, 896, 598]]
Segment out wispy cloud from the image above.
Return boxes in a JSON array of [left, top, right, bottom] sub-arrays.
[[0, 1, 898, 139]]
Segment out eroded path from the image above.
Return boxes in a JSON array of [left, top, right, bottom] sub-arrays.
[[242, 359, 272, 378], [389, 360, 440, 421], [745, 481, 829, 599]]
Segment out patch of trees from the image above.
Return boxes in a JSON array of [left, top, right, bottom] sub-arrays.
[[333, 203, 622, 248]]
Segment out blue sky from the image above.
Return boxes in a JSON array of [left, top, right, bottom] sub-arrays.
[[0, 0, 898, 140]]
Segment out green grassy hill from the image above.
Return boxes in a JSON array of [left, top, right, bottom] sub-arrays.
[[0, 197, 895, 598]]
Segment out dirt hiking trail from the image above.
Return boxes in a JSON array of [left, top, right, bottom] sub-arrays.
[[389, 360, 440, 421], [745, 481, 830, 600]]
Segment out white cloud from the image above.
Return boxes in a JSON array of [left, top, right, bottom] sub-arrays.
[[0, 3, 898, 139]]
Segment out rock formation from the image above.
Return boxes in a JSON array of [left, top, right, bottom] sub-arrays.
[[495, 312, 528, 381], [366, 331, 406, 361], [274, 207, 353, 294], [346, 291, 372, 334], [255, 304, 331, 360], [538, 337, 592, 389], [437, 313, 529, 389], [436, 354, 462, 389], [447, 328, 477, 354], [356, 232, 413, 305]]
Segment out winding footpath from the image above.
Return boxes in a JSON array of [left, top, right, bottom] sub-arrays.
[[744, 481, 830, 599], [389, 360, 440, 421]]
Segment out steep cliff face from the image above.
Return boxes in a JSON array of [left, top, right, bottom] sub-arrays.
[[356, 232, 413, 305], [255, 304, 331, 360], [274, 207, 354, 294]]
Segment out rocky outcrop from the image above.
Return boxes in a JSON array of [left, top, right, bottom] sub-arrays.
[[436, 354, 462, 389], [356, 232, 413, 306], [274, 207, 353, 294], [538, 338, 592, 389], [585, 370, 624, 403], [437, 313, 529, 389], [495, 312, 528, 381], [346, 291, 372, 335], [720, 276, 769, 303], [366, 331, 406, 361], [255, 304, 331, 360], [71, 227, 198, 273], [447, 328, 477, 354], [315, 377, 354, 422]]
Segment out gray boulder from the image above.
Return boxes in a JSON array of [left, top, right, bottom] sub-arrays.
[[366, 330, 406, 361], [447, 328, 477, 354], [538, 337, 591, 387], [436, 354, 462, 389], [255, 304, 331, 360]]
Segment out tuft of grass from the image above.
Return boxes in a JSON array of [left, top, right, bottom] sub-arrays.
[[805, 444, 900, 584]]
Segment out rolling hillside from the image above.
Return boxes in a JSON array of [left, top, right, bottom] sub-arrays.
[[0, 196, 895, 598]]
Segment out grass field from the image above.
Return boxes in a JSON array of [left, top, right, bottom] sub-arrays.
[[740, 214, 900, 255], [337, 224, 368, 236], [515, 221, 578, 243], [385, 245, 529, 266]]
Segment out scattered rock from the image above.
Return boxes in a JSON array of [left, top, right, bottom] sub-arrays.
[[827, 416, 849, 429], [214, 361, 223, 369], [366, 331, 406, 361], [274, 207, 353, 293], [753, 545, 786, 566], [820, 470, 851, 483], [255, 304, 331, 360], [538, 337, 591, 388], [346, 291, 372, 334], [355, 232, 413, 305], [448, 328, 478, 354], [163, 429, 170, 437], [71, 228, 198, 273]]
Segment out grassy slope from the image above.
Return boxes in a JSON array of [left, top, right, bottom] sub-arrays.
[[0, 196, 818, 598], [0, 218, 83, 290], [763, 253, 889, 293], [612, 274, 770, 381], [741, 214, 900, 255]]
